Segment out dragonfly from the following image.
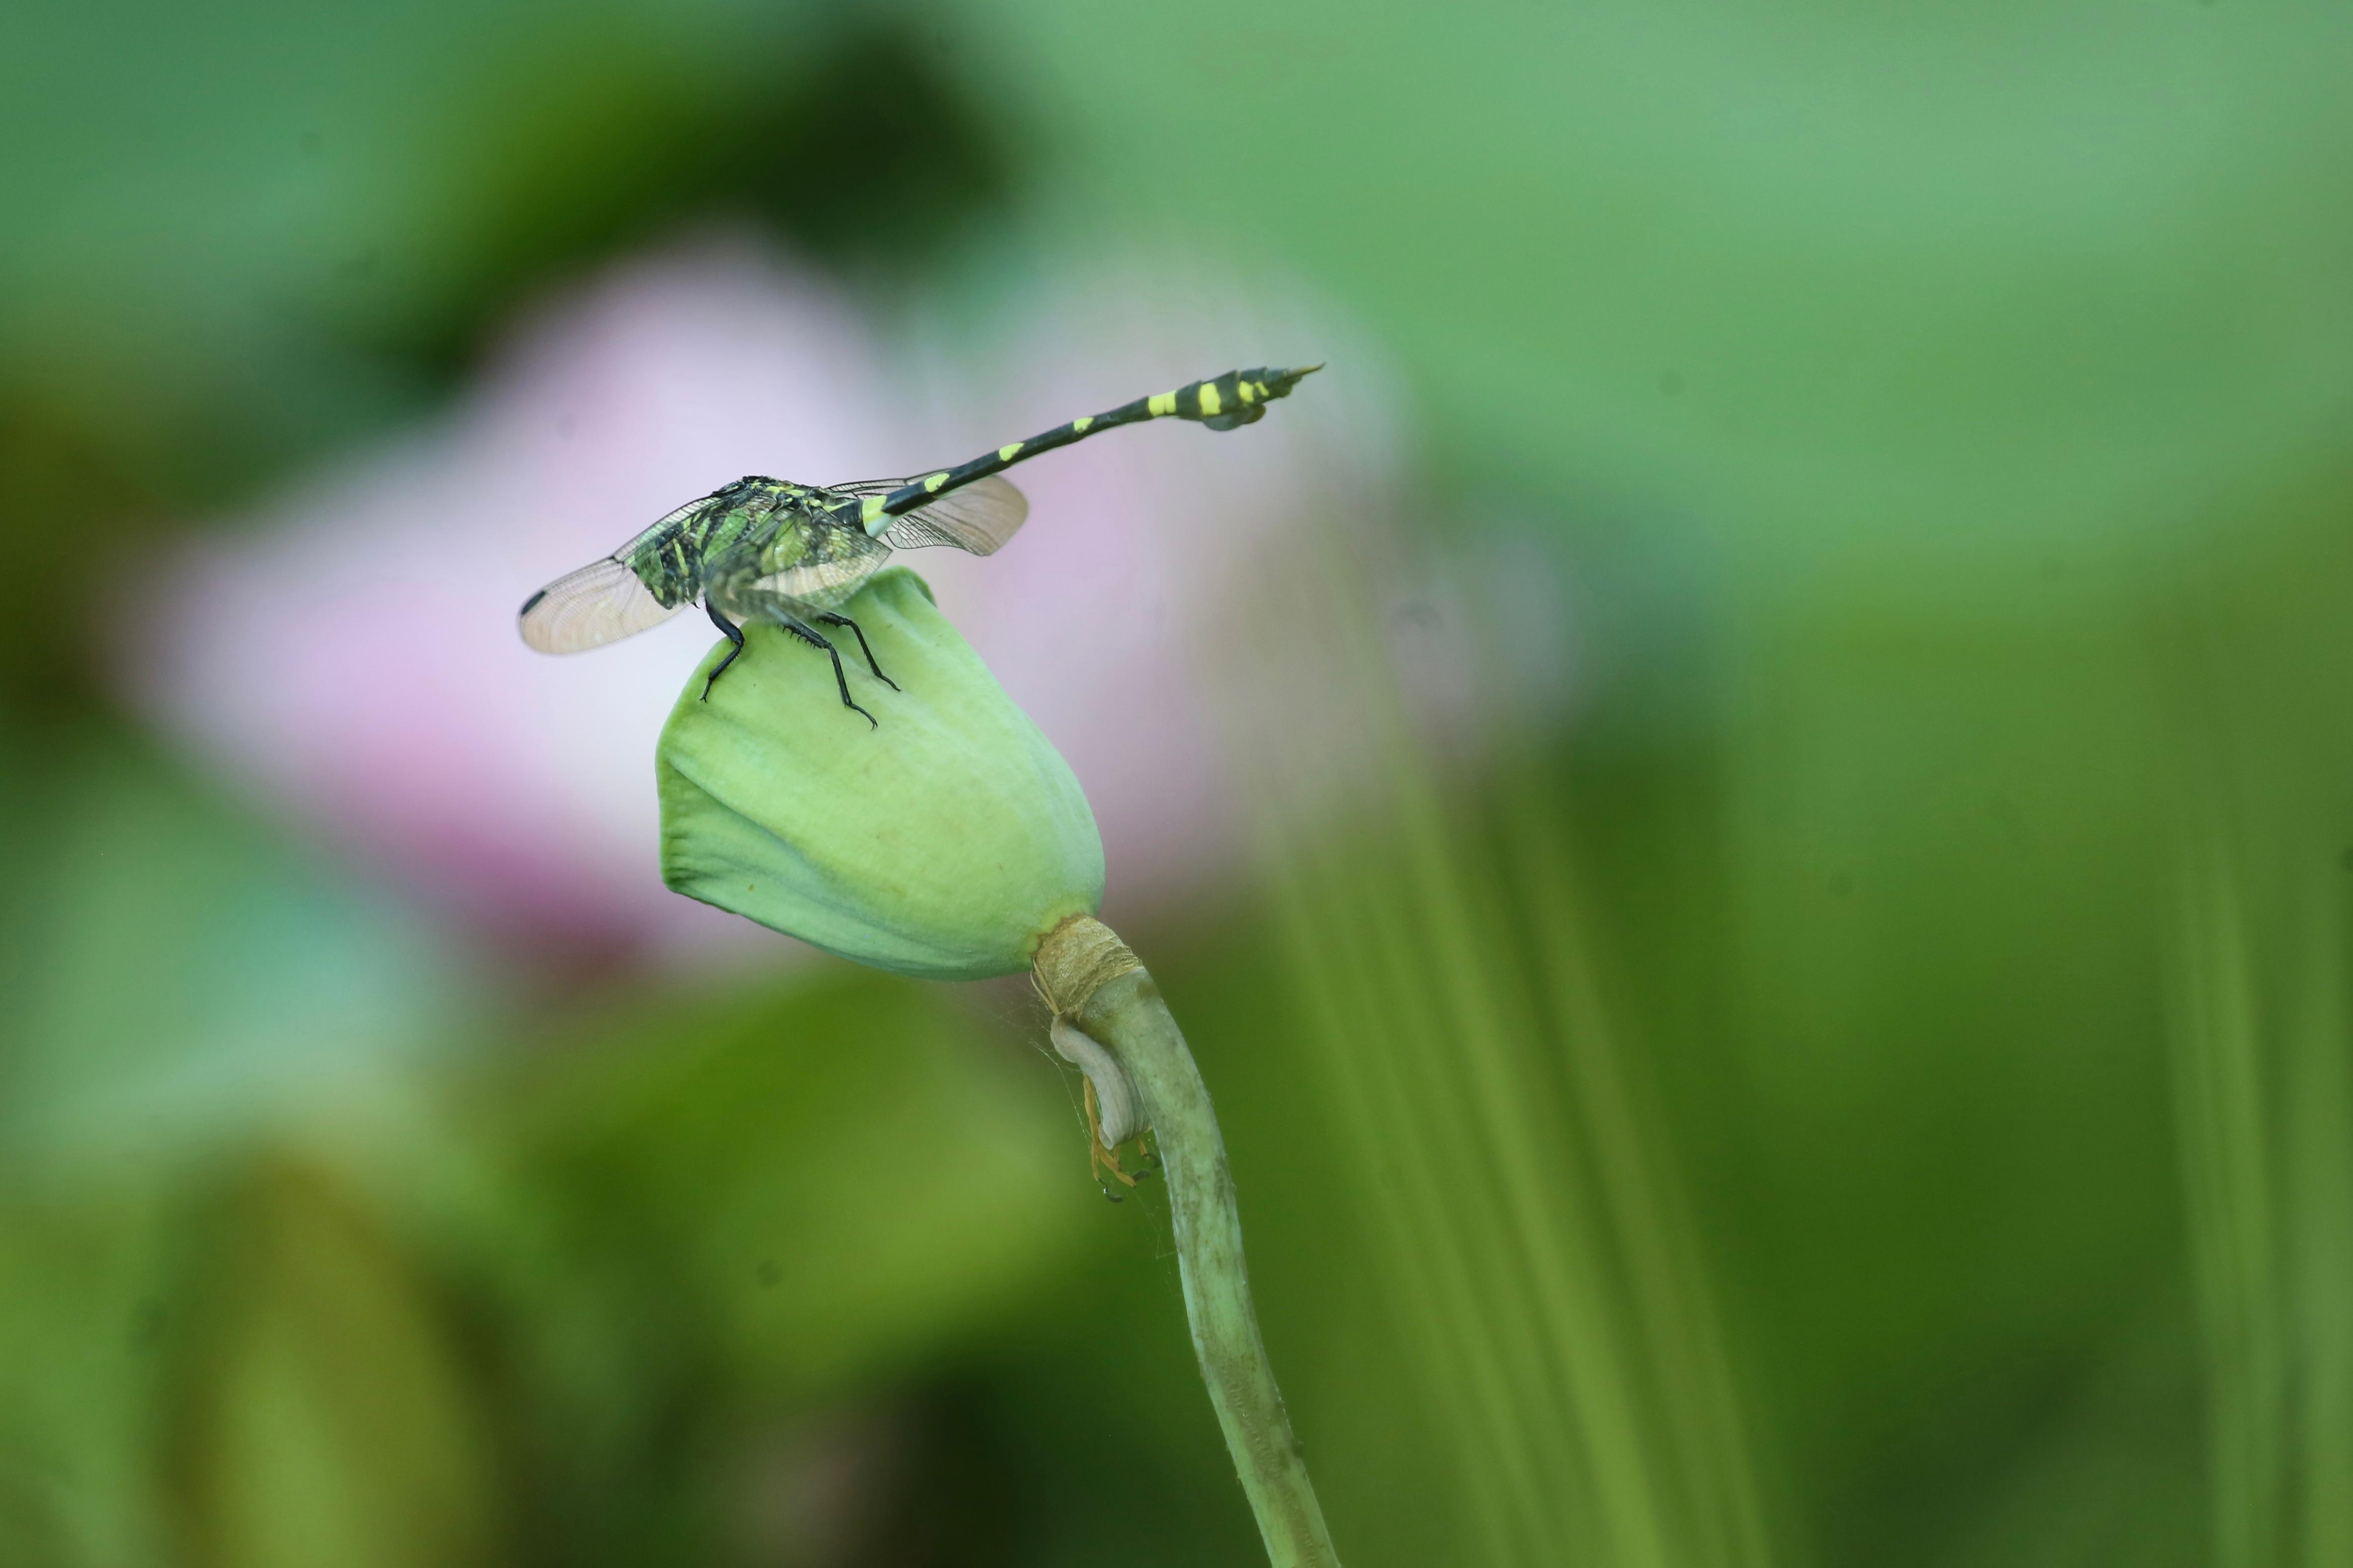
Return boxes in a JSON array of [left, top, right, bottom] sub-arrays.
[[519, 364, 1320, 725]]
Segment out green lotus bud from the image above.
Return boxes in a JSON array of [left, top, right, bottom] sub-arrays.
[[656, 568, 1104, 979]]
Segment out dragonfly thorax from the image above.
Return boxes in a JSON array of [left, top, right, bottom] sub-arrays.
[[619, 477, 830, 610]]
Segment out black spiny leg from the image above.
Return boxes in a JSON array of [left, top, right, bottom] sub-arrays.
[[701, 603, 747, 701], [813, 613, 898, 691], [782, 617, 877, 728]]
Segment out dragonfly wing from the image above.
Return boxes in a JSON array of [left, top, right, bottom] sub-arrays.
[[700, 513, 888, 619], [518, 494, 715, 653], [519, 557, 685, 653], [748, 555, 885, 601], [877, 475, 1029, 556]]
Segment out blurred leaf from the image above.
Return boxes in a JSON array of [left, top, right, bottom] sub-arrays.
[[0, 724, 487, 1565], [0, 727, 477, 1176], [168, 1161, 508, 1568], [1153, 544, 1777, 1568], [0, 1, 1015, 510], [420, 964, 1081, 1563], [1930, 1323, 2204, 1568], [964, 0, 2353, 600], [493, 967, 1075, 1393], [0, 1184, 189, 1568], [2158, 461, 2353, 1568]]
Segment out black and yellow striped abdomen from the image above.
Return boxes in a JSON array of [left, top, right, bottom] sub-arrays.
[[851, 364, 1320, 534], [1144, 366, 1303, 431]]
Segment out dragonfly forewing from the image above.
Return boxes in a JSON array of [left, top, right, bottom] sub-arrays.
[[518, 492, 721, 652]]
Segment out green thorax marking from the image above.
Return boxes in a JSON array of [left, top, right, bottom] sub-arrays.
[[629, 477, 838, 607]]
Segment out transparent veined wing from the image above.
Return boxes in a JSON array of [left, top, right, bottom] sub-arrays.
[[838, 474, 1030, 556], [711, 522, 888, 609], [519, 559, 684, 653], [747, 550, 889, 604], [518, 496, 711, 653]]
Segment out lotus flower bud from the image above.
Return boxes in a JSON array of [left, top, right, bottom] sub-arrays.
[[656, 568, 1104, 979]]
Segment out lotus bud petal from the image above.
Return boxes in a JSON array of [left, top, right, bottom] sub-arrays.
[[656, 568, 1104, 979]]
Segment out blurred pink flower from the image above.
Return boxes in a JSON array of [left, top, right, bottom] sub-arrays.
[[130, 232, 1407, 967]]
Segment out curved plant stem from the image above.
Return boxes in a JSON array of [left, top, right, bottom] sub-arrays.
[[1037, 917, 1342, 1568]]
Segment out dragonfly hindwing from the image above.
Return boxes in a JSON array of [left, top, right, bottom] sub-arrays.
[[877, 475, 1029, 556], [703, 507, 892, 614]]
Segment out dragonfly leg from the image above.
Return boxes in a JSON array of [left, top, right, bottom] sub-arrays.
[[812, 612, 898, 691], [700, 603, 747, 701], [781, 617, 877, 728]]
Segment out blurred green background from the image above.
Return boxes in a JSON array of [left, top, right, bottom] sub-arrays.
[[5, 1, 2352, 1564]]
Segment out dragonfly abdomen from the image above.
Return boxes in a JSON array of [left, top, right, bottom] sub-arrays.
[[1142, 366, 1306, 431], [857, 364, 1320, 532]]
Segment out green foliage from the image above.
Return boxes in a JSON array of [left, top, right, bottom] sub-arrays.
[[0, 730, 482, 1568], [0, 1184, 185, 1568], [169, 1165, 509, 1568], [0, 726, 1123, 1567], [2160, 469, 2353, 1568], [969, 0, 2353, 585], [414, 963, 1083, 1565]]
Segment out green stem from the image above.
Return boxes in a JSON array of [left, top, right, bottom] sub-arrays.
[[1039, 918, 1342, 1568]]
